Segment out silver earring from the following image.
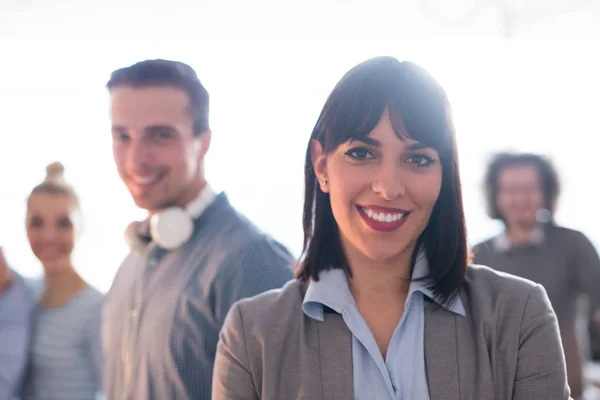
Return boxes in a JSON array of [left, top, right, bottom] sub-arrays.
[[319, 179, 328, 185]]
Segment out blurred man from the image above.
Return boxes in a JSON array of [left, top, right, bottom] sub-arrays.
[[472, 152, 600, 399], [0, 247, 35, 400], [102, 59, 294, 400]]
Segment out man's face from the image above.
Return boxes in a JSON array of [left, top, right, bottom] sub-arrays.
[[496, 164, 545, 229], [110, 86, 211, 214]]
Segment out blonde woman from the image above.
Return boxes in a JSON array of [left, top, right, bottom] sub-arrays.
[[23, 162, 103, 400]]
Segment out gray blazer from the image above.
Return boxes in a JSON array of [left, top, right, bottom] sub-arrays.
[[212, 264, 572, 400]]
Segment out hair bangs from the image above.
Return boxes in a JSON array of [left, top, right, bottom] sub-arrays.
[[317, 82, 388, 153], [386, 77, 453, 163], [316, 59, 452, 162]]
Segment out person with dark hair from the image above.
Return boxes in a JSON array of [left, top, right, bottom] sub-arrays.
[[473, 151, 600, 399], [102, 59, 294, 400], [212, 57, 571, 399]]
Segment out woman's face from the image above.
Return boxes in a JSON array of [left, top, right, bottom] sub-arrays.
[[312, 109, 443, 267], [26, 193, 77, 274]]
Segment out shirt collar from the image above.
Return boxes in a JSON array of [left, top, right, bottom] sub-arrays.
[[185, 183, 217, 220], [139, 183, 217, 234], [125, 184, 218, 251], [493, 224, 544, 253], [302, 249, 466, 321]]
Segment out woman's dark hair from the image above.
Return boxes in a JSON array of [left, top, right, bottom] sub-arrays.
[[296, 56, 468, 307], [106, 59, 210, 135], [484, 152, 560, 221]]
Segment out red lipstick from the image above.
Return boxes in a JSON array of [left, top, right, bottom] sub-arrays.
[[356, 204, 410, 233]]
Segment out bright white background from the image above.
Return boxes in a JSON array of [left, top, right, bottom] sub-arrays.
[[0, 0, 599, 293]]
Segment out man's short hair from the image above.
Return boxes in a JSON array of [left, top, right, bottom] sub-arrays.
[[107, 59, 210, 135]]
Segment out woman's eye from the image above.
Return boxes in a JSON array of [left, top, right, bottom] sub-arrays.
[[407, 154, 436, 167], [344, 148, 374, 161]]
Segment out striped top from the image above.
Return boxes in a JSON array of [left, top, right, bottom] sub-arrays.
[[24, 285, 104, 400]]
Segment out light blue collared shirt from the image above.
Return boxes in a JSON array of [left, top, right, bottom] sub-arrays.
[[0, 271, 36, 400], [302, 252, 465, 400]]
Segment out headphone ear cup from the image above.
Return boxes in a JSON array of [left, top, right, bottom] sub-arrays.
[[150, 208, 194, 250], [124, 221, 145, 252]]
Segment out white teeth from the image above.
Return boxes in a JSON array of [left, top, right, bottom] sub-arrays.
[[361, 207, 405, 223], [131, 175, 158, 185]]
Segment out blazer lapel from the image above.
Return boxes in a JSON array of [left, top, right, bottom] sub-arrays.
[[424, 301, 460, 400], [317, 311, 354, 400]]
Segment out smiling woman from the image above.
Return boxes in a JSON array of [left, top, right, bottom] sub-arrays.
[[22, 162, 104, 400], [301, 57, 462, 309], [212, 56, 572, 400]]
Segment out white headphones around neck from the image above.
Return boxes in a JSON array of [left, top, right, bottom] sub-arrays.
[[125, 185, 217, 252]]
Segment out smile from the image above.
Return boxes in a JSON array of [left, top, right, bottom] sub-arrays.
[[356, 205, 410, 232], [128, 173, 163, 187]]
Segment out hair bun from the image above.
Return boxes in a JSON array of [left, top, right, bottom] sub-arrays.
[[45, 161, 65, 182]]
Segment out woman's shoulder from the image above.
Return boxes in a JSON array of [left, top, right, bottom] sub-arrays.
[[71, 285, 105, 317], [465, 263, 543, 296], [466, 263, 536, 288], [80, 284, 105, 302], [471, 236, 497, 251], [463, 264, 552, 319], [460, 266, 569, 398], [234, 278, 304, 316], [470, 236, 500, 261], [70, 286, 104, 333], [223, 279, 305, 335]]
